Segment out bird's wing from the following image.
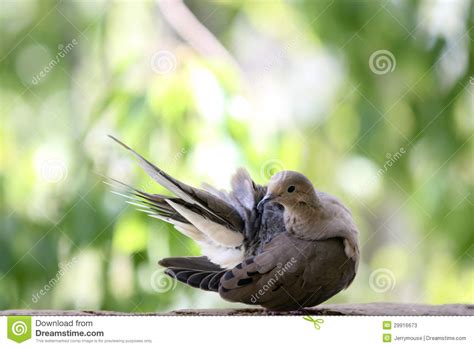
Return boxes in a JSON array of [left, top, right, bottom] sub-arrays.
[[230, 168, 266, 212], [109, 136, 245, 251], [108, 178, 246, 267], [203, 167, 267, 232], [107, 178, 210, 242], [218, 233, 356, 310], [109, 136, 244, 232], [229, 168, 267, 242]]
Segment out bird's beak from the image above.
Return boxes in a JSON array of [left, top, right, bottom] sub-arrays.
[[257, 193, 275, 210]]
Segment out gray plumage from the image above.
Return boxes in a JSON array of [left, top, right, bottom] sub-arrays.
[[109, 136, 359, 311]]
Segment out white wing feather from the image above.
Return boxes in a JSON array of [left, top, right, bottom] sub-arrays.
[[166, 200, 244, 247]]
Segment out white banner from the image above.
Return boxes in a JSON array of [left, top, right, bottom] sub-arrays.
[[0, 315, 472, 347]]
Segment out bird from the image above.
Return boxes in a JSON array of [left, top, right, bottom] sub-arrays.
[[108, 135, 359, 311]]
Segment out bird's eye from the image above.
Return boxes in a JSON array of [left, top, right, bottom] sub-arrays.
[[287, 185, 295, 193]]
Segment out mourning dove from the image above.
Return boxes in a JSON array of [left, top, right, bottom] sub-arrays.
[[109, 136, 359, 311]]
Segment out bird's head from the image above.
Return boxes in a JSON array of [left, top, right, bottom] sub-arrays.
[[257, 170, 318, 210]]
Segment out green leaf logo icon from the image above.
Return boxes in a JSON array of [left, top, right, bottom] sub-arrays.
[[7, 316, 32, 343]]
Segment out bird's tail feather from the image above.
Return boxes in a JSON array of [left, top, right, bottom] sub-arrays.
[[159, 256, 226, 292]]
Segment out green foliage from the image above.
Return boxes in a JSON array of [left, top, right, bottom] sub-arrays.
[[1, 0, 473, 311]]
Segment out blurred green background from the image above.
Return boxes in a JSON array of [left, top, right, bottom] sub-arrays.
[[1, 0, 473, 312]]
